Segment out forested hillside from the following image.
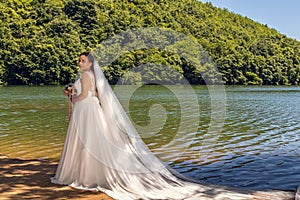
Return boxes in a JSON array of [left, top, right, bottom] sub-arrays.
[[1, 0, 300, 85]]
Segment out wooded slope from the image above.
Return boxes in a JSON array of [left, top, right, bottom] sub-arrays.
[[1, 0, 299, 85]]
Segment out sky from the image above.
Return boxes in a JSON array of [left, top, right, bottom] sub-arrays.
[[199, 0, 300, 41]]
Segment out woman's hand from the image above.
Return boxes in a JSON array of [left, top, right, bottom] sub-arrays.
[[63, 85, 74, 97]]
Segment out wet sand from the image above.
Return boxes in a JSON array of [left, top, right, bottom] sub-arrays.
[[0, 155, 295, 200]]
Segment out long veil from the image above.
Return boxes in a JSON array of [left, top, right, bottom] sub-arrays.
[[93, 58, 167, 173], [90, 58, 205, 199]]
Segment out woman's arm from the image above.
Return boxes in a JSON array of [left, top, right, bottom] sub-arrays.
[[73, 72, 91, 103]]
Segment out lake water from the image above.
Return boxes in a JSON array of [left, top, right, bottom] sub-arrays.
[[1, 85, 300, 191]]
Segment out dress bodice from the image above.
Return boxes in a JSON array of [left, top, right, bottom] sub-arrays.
[[74, 71, 96, 97]]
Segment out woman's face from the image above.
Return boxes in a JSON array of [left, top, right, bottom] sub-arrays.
[[78, 55, 92, 71]]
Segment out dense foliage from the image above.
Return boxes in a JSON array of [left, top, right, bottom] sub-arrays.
[[1, 0, 300, 85]]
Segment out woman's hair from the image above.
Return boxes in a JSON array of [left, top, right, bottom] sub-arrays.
[[80, 51, 95, 70], [80, 51, 94, 63]]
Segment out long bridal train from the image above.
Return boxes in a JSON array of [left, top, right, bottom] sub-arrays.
[[51, 60, 295, 200]]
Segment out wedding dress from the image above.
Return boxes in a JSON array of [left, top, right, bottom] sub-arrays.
[[51, 60, 257, 200]]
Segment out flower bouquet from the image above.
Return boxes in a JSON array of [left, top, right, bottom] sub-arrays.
[[63, 84, 74, 122], [63, 84, 74, 97]]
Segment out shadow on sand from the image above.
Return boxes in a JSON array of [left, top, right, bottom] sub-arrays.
[[0, 156, 111, 200]]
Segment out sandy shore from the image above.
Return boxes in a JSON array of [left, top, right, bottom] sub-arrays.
[[0, 155, 296, 200], [0, 155, 112, 200]]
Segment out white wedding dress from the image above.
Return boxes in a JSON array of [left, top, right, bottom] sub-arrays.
[[51, 63, 256, 200]]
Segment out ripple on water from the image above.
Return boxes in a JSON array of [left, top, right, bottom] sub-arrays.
[[11, 111, 21, 115], [0, 134, 8, 137], [0, 112, 8, 116], [27, 109, 38, 113], [1, 86, 300, 191], [0, 122, 10, 126]]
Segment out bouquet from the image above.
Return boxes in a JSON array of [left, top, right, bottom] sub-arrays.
[[63, 84, 74, 97], [63, 84, 74, 122]]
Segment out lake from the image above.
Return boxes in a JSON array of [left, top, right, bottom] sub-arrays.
[[0, 85, 300, 191]]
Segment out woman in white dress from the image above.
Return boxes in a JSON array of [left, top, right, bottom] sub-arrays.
[[51, 52, 279, 200]]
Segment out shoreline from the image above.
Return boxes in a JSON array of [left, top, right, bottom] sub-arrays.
[[0, 155, 295, 200]]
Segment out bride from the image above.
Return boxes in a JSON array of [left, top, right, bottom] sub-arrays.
[[50, 52, 285, 200]]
